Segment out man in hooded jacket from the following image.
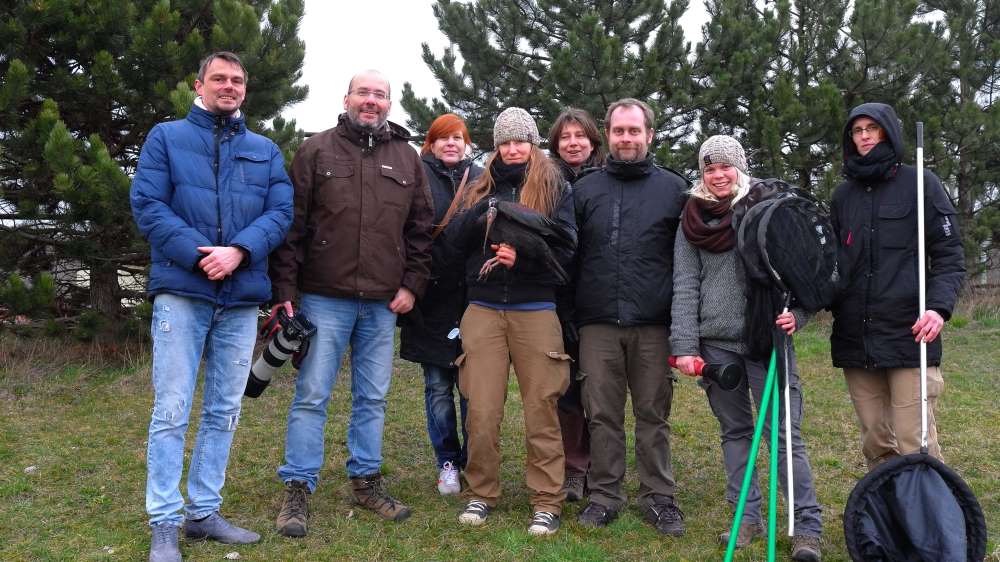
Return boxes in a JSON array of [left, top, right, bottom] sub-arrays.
[[831, 102, 965, 469]]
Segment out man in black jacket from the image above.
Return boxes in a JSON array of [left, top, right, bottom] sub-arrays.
[[831, 102, 965, 469], [573, 98, 689, 535]]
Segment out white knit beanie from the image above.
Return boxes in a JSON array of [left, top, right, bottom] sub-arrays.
[[493, 107, 542, 148], [698, 135, 748, 174]]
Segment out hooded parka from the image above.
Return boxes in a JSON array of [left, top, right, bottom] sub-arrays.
[[830, 103, 965, 368]]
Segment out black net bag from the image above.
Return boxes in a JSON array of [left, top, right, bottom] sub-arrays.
[[735, 179, 839, 357], [843, 453, 987, 561]]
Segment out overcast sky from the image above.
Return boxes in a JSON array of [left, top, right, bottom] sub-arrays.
[[280, 1, 709, 134]]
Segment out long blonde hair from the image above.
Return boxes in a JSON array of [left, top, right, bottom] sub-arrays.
[[438, 145, 563, 232]]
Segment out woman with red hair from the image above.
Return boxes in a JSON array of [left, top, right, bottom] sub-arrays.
[[400, 113, 481, 497]]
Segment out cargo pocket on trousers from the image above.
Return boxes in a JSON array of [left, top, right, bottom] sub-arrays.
[[546, 351, 573, 396]]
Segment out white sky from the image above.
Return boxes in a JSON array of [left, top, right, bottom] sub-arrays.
[[281, 0, 709, 134]]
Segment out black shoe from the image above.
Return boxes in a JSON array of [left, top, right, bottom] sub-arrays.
[[643, 502, 685, 536], [528, 511, 560, 536], [577, 502, 618, 528]]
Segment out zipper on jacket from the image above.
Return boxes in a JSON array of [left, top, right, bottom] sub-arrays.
[[863, 185, 874, 367], [211, 116, 231, 298], [614, 180, 623, 326]]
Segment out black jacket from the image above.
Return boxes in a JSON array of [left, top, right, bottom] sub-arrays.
[[399, 155, 482, 367], [573, 155, 689, 327], [830, 103, 965, 368], [442, 166, 577, 307]]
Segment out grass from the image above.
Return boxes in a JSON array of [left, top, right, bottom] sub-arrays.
[[1, 315, 997, 561]]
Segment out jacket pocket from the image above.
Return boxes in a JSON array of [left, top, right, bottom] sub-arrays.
[[379, 165, 414, 208], [877, 203, 914, 249], [235, 151, 269, 188]]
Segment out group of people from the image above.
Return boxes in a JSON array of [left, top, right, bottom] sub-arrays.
[[130, 52, 965, 562]]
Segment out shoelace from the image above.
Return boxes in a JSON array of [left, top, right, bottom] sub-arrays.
[[285, 485, 308, 514], [441, 462, 460, 485], [532, 512, 557, 526], [465, 500, 489, 515], [152, 523, 177, 545]]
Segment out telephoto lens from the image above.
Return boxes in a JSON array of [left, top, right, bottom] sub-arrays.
[[245, 309, 317, 398]]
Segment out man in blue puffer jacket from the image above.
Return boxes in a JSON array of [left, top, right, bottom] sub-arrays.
[[130, 51, 293, 562]]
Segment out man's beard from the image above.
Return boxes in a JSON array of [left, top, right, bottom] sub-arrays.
[[347, 107, 388, 131]]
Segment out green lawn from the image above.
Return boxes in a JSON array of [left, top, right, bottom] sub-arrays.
[[1, 316, 996, 561]]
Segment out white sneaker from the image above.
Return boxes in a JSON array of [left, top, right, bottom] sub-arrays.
[[437, 461, 461, 495]]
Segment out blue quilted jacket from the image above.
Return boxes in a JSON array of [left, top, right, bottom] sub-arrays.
[[130, 104, 293, 307]]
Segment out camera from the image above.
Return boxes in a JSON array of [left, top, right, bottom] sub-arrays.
[[245, 309, 317, 398]]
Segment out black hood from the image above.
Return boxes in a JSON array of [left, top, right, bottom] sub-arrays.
[[842, 102, 905, 163]]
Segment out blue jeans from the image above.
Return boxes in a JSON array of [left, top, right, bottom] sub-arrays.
[[145, 293, 258, 525], [422, 363, 468, 468], [277, 293, 397, 490]]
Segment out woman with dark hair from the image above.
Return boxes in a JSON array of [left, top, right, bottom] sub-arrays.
[[669, 136, 823, 561], [545, 107, 605, 503], [443, 107, 576, 536], [547, 107, 606, 182], [400, 113, 481, 496]]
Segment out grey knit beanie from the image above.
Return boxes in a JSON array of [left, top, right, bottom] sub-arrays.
[[493, 107, 542, 148], [698, 135, 748, 174]]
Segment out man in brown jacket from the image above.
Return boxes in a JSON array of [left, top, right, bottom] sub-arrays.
[[270, 70, 433, 536]]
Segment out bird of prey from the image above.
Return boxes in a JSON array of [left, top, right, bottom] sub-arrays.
[[477, 197, 575, 284]]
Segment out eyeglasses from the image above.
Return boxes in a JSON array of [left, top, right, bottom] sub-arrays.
[[350, 88, 389, 101], [851, 123, 881, 137]]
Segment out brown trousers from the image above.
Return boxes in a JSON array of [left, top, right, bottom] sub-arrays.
[[843, 367, 944, 464], [580, 323, 677, 510], [457, 304, 570, 514]]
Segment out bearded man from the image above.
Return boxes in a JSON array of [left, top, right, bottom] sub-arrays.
[[269, 70, 433, 535]]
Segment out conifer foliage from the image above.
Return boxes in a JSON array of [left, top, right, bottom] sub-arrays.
[[0, 0, 306, 323]]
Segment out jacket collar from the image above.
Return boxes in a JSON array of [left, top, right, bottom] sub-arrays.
[[421, 153, 472, 179], [337, 113, 412, 152], [186, 101, 246, 134], [605, 154, 654, 180]]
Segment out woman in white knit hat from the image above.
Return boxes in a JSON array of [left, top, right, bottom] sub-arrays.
[[439, 107, 576, 536], [669, 135, 823, 561]]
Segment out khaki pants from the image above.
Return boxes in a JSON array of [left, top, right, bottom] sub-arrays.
[[843, 367, 944, 464], [579, 323, 676, 510], [457, 304, 570, 514]]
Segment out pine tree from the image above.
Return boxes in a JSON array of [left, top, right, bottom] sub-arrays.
[[907, 0, 1000, 276], [400, 0, 695, 168], [0, 0, 306, 321]]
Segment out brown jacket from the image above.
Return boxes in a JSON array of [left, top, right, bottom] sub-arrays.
[[270, 115, 433, 302]]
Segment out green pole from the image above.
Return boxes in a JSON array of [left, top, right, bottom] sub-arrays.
[[723, 348, 779, 562]]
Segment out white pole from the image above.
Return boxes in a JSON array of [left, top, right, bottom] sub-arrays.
[[784, 330, 794, 537], [916, 122, 929, 452]]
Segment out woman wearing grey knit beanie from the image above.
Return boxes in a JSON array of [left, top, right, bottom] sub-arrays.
[[438, 107, 576, 536], [669, 135, 824, 561]]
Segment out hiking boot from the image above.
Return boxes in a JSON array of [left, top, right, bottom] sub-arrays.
[[458, 499, 491, 526], [437, 461, 461, 495], [528, 511, 560, 536], [577, 502, 619, 528], [182, 512, 259, 544], [719, 520, 765, 548], [149, 522, 181, 562], [350, 472, 411, 522], [276, 480, 310, 537], [563, 474, 586, 502], [643, 501, 685, 536], [791, 534, 822, 562]]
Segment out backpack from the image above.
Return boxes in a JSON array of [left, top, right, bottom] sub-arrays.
[[733, 178, 839, 358]]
